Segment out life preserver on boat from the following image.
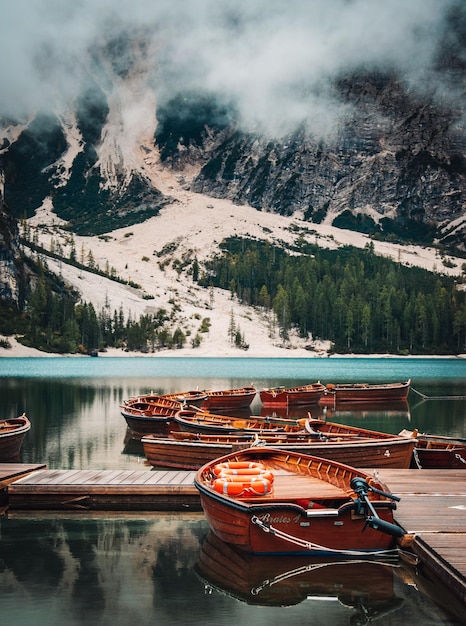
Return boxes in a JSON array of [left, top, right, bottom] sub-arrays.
[[216, 469, 274, 483], [212, 476, 273, 496], [213, 461, 267, 476], [212, 460, 274, 496]]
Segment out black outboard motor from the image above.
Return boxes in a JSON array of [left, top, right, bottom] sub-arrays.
[[350, 477, 405, 539]]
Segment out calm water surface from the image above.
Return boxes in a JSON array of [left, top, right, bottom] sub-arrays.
[[0, 357, 465, 624]]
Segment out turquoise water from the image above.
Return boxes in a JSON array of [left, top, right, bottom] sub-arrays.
[[1, 355, 465, 381], [0, 357, 464, 624]]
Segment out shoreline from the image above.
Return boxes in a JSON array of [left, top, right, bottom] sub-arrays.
[[1, 335, 464, 359]]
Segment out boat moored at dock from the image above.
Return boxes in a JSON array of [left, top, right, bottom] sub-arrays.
[[194, 446, 405, 556]]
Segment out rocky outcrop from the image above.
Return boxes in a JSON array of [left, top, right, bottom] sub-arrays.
[[173, 73, 465, 251], [0, 174, 22, 305]]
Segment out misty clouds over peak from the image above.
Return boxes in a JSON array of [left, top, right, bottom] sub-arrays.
[[0, 0, 463, 138]]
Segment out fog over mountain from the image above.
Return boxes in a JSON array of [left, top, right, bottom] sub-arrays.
[[0, 2, 464, 245], [1, 0, 462, 138]]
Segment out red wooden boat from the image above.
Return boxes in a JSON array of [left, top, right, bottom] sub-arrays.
[[196, 531, 402, 614], [0, 413, 31, 462], [142, 418, 416, 470], [407, 432, 466, 469], [142, 432, 258, 469], [194, 446, 405, 555], [123, 389, 207, 408], [260, 382, 325, 406], [173, 408, 304, 435], [319, 380, 411, 406], [202, 386, 257, 411], [120, 398, 182, 436], [160, 390, 208, 407]]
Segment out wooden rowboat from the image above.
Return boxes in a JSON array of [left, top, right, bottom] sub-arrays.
[[122, 389, 207, 408], [195, 531, 403, 613], [0, 413, 31, 462], [120, 398, 182, 436], [405, 432, 466, 469], [194, 446, 405, 555], [173, 408, 304, 435], [160, 390, 208, 407], [260, 382, 325, 406], [142, 432, 257, 469], [202, 386, 257, 411], [142, 418, 416, 470], [319, 380, 411, 406]]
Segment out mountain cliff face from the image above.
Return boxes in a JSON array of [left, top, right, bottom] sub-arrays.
[[184, 74, 465, 250], [0, 196, 22, 305], [0, 4, 465, 252]]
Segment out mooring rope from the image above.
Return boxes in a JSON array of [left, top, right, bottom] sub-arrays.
[[251, 515, 398, 557], [410, 386, 466, 401]]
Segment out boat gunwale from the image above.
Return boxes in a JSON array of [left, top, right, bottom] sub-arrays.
[[194, 447, 396, 508], [0, 414, 31, 439]]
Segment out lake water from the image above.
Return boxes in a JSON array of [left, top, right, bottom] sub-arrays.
[[0, 357, 465, 624]]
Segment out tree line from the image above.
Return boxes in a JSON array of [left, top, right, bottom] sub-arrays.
[[199, 238, 466, 354], [4, 235, 465, 355], [12, 259, 196, 354]]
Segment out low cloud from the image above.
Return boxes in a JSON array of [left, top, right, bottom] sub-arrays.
[[0, 0, 461, 138]]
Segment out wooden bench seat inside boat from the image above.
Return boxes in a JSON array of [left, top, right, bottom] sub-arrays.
[[238, 470, 350, 503]]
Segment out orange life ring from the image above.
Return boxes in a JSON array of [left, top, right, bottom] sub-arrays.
[[216, 470, 274, 483], [213, 461, 267, 476], [248, 477, 273, 495], [216, 466, 272, 476], [212, 476, 273, 496]]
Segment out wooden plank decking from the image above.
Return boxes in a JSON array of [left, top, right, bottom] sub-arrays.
[[3, 466, 201, 512], [1, 464, 465, 604], [375, 468, 466, 604]]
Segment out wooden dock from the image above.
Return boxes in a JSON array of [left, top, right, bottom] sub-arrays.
[[1, 464, 465, 604], [3, 465, 201, 512], [378, 468, 466, 606]]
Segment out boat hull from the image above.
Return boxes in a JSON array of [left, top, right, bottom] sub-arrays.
[[412, 441, 466, 469], [198, 487, 397, 555], [260, 383, 324, 407], [120, 398, 182, 436], [122, 413, 179, 436], [203, 387, 257, 410], [319, 380, 411, 406], [143, 434, 415, 470], [0, 414, 31, 462]]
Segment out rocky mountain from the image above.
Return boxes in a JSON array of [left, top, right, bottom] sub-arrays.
[[0, 194, 22, 306], [0, 2, 465, 322]]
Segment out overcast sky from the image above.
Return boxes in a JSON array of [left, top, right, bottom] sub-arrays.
[[0, 0, 460, 137]]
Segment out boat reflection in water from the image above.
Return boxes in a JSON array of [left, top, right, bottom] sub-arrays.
[[196, 532, 404, 620], [324, 400, 411, 419], [260, 401, 411, 423]]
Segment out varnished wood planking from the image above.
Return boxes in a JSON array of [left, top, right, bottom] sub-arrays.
[[375, 469, 466, 603], [6, 468, 201, 512], [412, 534, 466, 603], [0, 463, 46, 482]]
